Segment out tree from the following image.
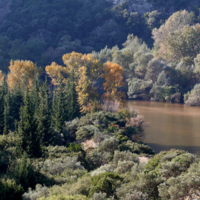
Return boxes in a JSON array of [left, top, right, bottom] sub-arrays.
[[31, 72, 40, 117], [68, 71, 81, 120], [153, 10, 194, 59], [76, 66, 93, 113], [37, 84, 54, 146], [102, 61, 124, 101], [3, 93, 10, 135], [165, 24, 200, 63], [51, 79, 65, 132], [17, 90, 41, 158], [10, 84, 23, 129], [45, 62, 68, 85], [7, 60, 42, 90], [0, 76, 8, 134]]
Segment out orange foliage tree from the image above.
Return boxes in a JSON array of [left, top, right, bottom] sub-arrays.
[[7, 60, 42, 89], [102, 61, 124, 101]]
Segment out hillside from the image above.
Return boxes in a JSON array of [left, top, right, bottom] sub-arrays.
[[0, 0, 199, 71]]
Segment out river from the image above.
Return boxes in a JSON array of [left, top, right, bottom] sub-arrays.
[[127, 100, 200, 154]]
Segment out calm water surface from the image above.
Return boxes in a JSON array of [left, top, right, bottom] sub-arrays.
[[127, 101, 200, 154]]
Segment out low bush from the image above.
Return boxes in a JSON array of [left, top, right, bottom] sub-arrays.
[[118, 140, 155, 156], [0, 178, 24, 200], [89, 172, 122, 197], [113, 150, 139, 166], [22, 184, 49, 200]]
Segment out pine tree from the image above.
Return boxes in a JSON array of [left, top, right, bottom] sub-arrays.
[[51, 79, 65, 132], [68, 71, 81, 120], [17, 90, 41, 158]]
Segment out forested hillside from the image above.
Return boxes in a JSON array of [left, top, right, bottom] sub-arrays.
[[0, 0, 199, 70]]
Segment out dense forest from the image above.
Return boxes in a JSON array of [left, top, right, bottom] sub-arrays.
[[1, 0, 200, 199]]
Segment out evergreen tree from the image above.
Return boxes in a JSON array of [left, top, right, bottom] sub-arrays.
[[37, 79, 54, 146], [68, 71, 81, 120], [93, 98, 98, 113], [0, 92, 4, 134], [3, 93, 10, 135], [10, 84, 23, 128], [17, 90, 41, 158], [0, 76, 8, 134], [63, 79, 71, 122], [31, 72, 40, 117], [51, 79, 65, 132]]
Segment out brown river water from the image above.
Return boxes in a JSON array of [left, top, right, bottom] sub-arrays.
[[127, 100, 200, 154]]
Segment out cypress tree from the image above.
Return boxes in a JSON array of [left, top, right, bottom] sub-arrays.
[[93, 98, 98, 113], [0, 76, 8, 134], [51, 79, 65, 132], [63, 79, 70, 122], [10, 84, 23, 129], [0, 92, 4, 134], [31, 72, 40, 117], [37, 79, 54, 146], [68, 71, 81, 120], [17, 89, 41, 158], [3, 93, 10, 135]]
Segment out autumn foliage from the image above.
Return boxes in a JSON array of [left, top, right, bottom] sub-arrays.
[[7, 60, 42, 89], [45, 62, 68, 85], [102, 61, 124, 101]]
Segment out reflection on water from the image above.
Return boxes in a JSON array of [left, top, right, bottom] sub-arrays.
[[127, 101, 200, 154]]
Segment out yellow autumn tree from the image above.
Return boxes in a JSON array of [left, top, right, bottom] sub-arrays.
[[7, 60, 42, 89], [45, 52, 103, 112], [76, 66, 91, 112], [102, 61, 124, 101], [62, 52, 102, 81], [45, 62, 68, 85]]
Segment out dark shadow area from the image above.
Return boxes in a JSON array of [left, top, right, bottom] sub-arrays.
[[146, 143, 200, 155]]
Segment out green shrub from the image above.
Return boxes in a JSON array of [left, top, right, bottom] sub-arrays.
[[113, 150, 139, 166], [119, 140, 155, 156], [114, 161, 135, 174], [0, 178, 24, 200], [99, 137, 119, 152], [68, 143, 83, 153], [0, 133, 18, 150], [89, 172, 122, 197], [76, 125, 99, 141], [10, 153, 37, 190], [145, 150, 185, 172], [87, 148, 113, 168], [22, 184, 49, 200]]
